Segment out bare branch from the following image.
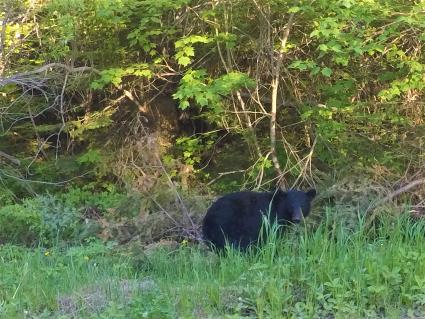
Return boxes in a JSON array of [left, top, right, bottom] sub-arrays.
[[365, 177, 425, 226], [207, 169, 246, 186], [235, 90, 262, 158], [10, 62, 99, 77], [270, 13, 295, 186], [0, 12, 8, 74], [0, 150, 20, 165], [55, 71, 69, 160], [0, 63, 100, 87], [0, 170, 91, 185]]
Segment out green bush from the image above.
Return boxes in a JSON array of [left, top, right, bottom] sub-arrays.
[[0, 195, 83, 246], [0, 202, 46, 245], [35, 195, 82, 245], [0, 189, 125, 246], [59, 186, 125, 211]]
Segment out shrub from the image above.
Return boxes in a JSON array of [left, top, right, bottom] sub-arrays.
[[59, 187, 125, 212], [0, 188, 125, 246], [0, 202, 46, 245]]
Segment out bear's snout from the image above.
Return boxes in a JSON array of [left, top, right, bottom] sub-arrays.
[[291, 207, 302, 223]]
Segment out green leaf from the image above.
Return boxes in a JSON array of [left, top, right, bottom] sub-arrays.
[[183, 46, 195, 57], [318, 44, 328, 52], [177, 56, 192, 66], [311, 66, 321, 75], [179, 100, 190, 110], [333, 56, 349, 66], [310, 30, 320, 38], [321, 67, 333, 77], [288, 6, 300, 13], [197, 96, 209, 106]]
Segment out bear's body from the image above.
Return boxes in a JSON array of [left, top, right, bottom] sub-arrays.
[[202, 189, 316, 250]]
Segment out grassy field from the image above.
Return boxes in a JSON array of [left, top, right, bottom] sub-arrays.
[[1, 212, 424, 318]]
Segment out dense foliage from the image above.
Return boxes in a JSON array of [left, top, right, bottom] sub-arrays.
[[1, 0, 423, 198]]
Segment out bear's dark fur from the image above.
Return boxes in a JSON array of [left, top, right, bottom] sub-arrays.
[[202, 189, 316, 250]]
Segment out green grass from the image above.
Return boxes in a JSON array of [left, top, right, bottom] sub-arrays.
[[1, 212, 425, 318]]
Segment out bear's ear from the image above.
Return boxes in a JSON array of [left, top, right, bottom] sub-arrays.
[[306, 188, 317, 200]]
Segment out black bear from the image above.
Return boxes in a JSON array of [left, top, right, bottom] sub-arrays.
[[202, 189, 316, 250]]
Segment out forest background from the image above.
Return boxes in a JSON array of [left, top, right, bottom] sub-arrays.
[[0, 0, 424, 245]]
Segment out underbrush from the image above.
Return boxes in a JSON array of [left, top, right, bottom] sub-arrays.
[[0, 212, 424, 318], [0, 188, 125, 246], [0, 186, 206, 247]]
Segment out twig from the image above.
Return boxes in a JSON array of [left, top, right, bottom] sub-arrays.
[[237, 91, 298, 108], [27, 104, 48, 160], [157, 156, 196, 229], [0, 170, 91, 185], [149, 194, 201, 241], [207, 169, 246, 186], [235, 90, 262, 158], [290, 137, 317, 188]]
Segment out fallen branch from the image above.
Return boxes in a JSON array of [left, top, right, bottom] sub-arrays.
[[9, 62, 100, 76], [0, 63, 100, 87], [0, 150, 20, 165], [365, 178, 425, 226]]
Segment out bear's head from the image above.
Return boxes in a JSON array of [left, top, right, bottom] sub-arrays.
[[277, 189, 317, 224]]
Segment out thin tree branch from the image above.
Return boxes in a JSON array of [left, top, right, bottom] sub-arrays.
[[0, 10, 9, 75], [207, 169, 246, 186], [55, 71, 69, 160], [270, 13, 295, 186], [0, 170, 91, 185]]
